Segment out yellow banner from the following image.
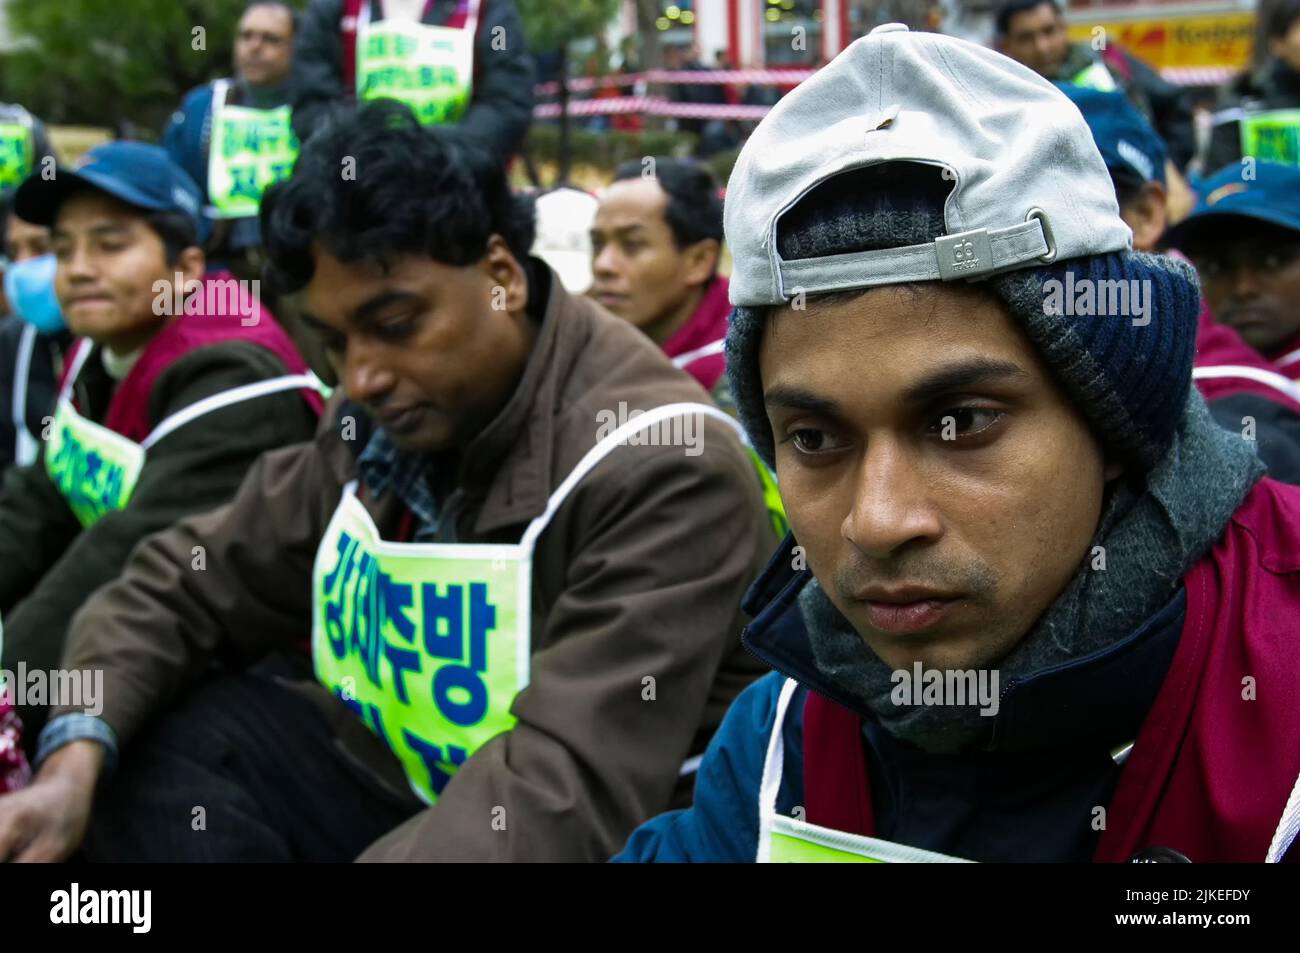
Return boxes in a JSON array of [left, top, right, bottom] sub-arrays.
[[1067, 13, 1255, 71]]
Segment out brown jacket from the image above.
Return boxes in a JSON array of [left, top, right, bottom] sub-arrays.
[[55, 265, 776, 861]]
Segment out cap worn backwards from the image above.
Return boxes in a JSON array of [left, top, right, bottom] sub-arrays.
[[724, 24, 1202, 473]]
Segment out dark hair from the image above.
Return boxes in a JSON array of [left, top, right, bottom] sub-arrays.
[[244, 0, 299, 34], [141, 209, 199, 265], [261, 101, 533, 294], [994, 0, 1061, 36], [1269, 0, 1300, 40], [611, 157, 723, 250]]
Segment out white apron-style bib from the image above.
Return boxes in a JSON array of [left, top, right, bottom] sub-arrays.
[[354, 0, 480, 127], [312, 401, 742, 804], [756, 678, 976, 863], [206, 78, 299, 219], [46, 339, 323, 527]]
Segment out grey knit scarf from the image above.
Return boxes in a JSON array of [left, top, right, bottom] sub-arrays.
[[799, 393, 1263, 754]]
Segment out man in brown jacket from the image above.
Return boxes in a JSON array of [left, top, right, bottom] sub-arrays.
[[0, 103, 777, 862]]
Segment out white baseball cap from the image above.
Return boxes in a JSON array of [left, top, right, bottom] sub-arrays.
[[531, 187, 600, 295], [724, 23, 1131, 308]]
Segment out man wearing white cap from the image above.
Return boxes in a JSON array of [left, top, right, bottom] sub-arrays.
[[615, 24, 1300, 863]]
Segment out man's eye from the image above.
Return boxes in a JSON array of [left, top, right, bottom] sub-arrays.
[[1261, 247, 1300, 271], [375, 317, 415, 340], [1197, 259, 1226, 278], [789, 428, 841, 454], [930, 407, 1004, 439]]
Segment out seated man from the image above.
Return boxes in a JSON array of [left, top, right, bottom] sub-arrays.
[[1164, 162, 1300, 385], [0, 142, 322, 739], [1061, 85, 1300, 484], [591, 159, 733, 412], [617, 25, 1300, 863], [0, 103, 778, 862]]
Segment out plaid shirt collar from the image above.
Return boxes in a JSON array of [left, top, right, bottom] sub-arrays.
[[356, 427, 441, 541]]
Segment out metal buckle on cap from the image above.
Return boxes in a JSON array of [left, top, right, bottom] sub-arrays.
[[935, 229, 994, 281], [1027, 208, 1057, 263]]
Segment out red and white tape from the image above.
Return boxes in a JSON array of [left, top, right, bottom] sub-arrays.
[[533, 97, 775, 120], [535, 68, 817, 97]]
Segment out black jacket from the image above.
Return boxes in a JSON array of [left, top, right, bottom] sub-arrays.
[[0, 338, 318, 737], [290, 0, 535, 161]]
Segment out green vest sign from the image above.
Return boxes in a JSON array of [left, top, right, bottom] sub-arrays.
[[0, 122, 34, 192], [355, 17, 476, 127], [208, 82, 299, 218], [1240, 110, 1300, 167]]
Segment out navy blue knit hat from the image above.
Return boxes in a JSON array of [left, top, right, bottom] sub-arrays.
[[726, 168, 1202, 473]]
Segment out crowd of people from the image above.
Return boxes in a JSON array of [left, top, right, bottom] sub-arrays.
[[0, 0, 1296, 863]]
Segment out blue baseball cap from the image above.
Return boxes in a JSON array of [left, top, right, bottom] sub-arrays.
[[13, 140, 203, 233], [1055, 83, 1167, 187], [1164, 161, 1300, 249]]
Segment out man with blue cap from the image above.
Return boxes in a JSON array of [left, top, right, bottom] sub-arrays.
[[1165, 162, 1300, 385], [1062, 85, 1300, 485], [0, 142, 323, 743], [616, 24, 1300, 863]]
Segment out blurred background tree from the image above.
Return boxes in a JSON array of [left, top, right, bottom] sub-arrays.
[[0, 0, 307, 137], [516, 0, 621, 184]]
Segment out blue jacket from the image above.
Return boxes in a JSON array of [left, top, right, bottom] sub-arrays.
[[613, 534, 1187, 862]]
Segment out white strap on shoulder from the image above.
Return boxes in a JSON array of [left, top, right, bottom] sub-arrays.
[[140, 373, 322, 450], [12, 322, 36, 431], [1274, 346, 1300, 373], [755, 677, 800, 863], [1192, 365, 1300, 403], [463, 0, 482, 35], [670, 338, 726, 370], [211, 77, 231, 113], [1266, 769, 1300, 862], [517, 401, 743, 552], [12, 323, 38, 466], [57, 338, 93, 404]]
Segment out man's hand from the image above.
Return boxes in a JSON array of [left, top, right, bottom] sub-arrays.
[[0, 740, 103, 862]]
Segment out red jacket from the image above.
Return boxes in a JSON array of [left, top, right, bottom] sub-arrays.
[[662, 276, 731, 393], [1194, 299, 1300, 414], [806, 476, 1300, 862], [59, 272, 322, 441]]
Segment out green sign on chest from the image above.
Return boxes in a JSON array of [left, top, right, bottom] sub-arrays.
[[312, 491, 529, 804], [208, 96, 300, 219], [1240, 110, 1300, 167], [355, 18, 476, 127], [0, 123, 34, 191]]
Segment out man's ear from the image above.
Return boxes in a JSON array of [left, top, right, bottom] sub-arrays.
[[682, 237, 720, 288], [1124, 181, 1168, 252], [482, 234, 528, 315], [178, 246, 205, 286], [1104, 458, 1124, 482]]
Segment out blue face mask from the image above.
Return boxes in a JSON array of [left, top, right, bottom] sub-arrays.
[[4, 253, 64, 334]]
